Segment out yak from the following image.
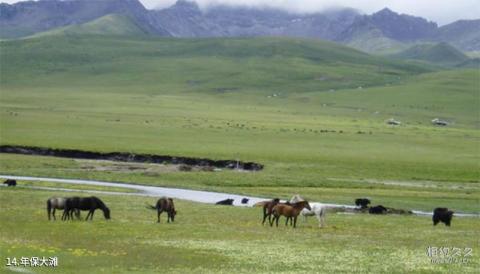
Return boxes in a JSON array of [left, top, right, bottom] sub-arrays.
[[355, 198, 371, 209], [369, 205, 387, 214], [433, 208, 454, 226], [216, 198, 234, 206]]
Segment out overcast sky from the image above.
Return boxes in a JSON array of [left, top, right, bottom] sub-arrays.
[[1, 0, 479, 25]]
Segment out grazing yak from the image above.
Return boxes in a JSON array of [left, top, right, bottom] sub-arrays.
[[433, 208, 454, 226], [241, 198, 249, 204], [216, 198, 234, 206], [3, 179, 16, 186], [355, 198, 371, 209], [369, 205, 387, 214]]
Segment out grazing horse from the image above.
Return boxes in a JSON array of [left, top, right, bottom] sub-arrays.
[[271, 201, 311, 228], [301, 202, 327, 227], [255, 198, 281, 225], [47, 197, 80, 220], [62, 196, 110, 221], [147, 197, 176, 223], [3, 179, 16, 186]]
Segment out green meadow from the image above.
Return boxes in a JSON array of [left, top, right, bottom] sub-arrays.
[[0, 188, 479, 273], [0, 34, 479, 272]]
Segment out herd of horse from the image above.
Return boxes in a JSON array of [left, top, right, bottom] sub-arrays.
[[3, 179, 454, 227]]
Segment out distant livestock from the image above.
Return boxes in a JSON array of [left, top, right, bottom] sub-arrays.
[[47, 197, 80, 221], [216, 199, 234, 206], [369, 205, 387, 214], [432, 118, 449, 126], [147, 197, 176, 223], [241, 198, 249, 204], [271, 200, 311, 228], [301, 202, 327, 227], [255, 198, 281, 225], [355, 198, 371, 209], [3, 179, 16, 186], [386, 118, 401, 125], [433, 208, 454, 226]]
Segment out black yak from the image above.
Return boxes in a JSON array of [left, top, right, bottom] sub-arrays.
[[241, 198, 249, 204], [216, 199, 234, 206], [433, 208, 454, 226], [355, 198, 371, 209], [3, 179, 16, 186], [369, 205, 387, 214]]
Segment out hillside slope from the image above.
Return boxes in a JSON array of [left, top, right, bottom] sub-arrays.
[[32, 14, 148, 37], [390, 42, 469, 66], [0, 34, 433, 93]]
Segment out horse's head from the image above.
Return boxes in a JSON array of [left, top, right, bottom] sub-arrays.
[[103, 207, 111, 219], [171, 209, 177, 221], [304, 201, 312, 211]]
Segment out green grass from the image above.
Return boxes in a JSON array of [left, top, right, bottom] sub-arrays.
[[0, 188, 479, 273], [0, 34, 478, 272]]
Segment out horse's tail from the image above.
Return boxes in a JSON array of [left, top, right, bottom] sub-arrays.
[[146, 203, 157, 210], [47, 199, 52, 219]]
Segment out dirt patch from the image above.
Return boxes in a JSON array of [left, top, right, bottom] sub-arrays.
[[0, 145, 264, 171]]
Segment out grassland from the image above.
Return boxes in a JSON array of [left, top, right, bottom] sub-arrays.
[[0, 34, 478, 272], [1, 188, 479, 273]]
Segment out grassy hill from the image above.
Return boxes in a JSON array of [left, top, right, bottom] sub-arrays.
[[390, 42, 470, 66], [31, 14, 148, 37], [0, 34, 432, 93]]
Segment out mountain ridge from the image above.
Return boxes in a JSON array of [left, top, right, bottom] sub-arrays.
[[1, 0, 479, 53]]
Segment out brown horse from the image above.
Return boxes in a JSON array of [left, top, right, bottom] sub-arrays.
[[147, 197, 176, 223], [271, 201, 311, 228], [256, 198, 281, 225]]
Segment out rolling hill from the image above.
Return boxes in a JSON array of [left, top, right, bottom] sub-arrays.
[[390, 42, 470, 66], [0, 34, 433, 93], [31, 14, 148, 37]]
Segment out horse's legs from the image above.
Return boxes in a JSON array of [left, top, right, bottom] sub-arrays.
[[85, 211, 91, 221], [293, 216, 297, 228], [157, 211, 161, 223], [262, 209, 267, 225], [89, 210, 95, 220], [275, 216, 279, 227]]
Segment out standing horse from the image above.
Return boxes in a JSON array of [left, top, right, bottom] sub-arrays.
[[301, 202, 327, 227], [62, 196, 110, 221], [256, 198, 281, 225], [147, 197, 176, 223], [271, 201, 311, 228], [47, 197, 80, 220]]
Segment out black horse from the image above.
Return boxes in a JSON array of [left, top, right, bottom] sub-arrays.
[[3, 179, 16, 186], [62, 196, 110, 221]]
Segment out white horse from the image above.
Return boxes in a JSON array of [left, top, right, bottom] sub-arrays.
[[301, 202, 327, 227]]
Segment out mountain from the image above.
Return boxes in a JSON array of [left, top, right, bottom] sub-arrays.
[[150, 0, 359, 39], [390, 42, 469, 66], [1, 0, 479, 53], [31, 14, 148, 37], [432, 20, 480, 52], [0, 0, 169, 38]]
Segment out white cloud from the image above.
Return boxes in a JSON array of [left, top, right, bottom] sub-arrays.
[[1, 0, 479, 25]]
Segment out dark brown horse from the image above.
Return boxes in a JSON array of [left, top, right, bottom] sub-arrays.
[[255, 198, 281, 225], [62, 196, 110, 221], [147, 197, 176, 223], [271, 201, 311, 228], [47, 197, 80, 220]]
